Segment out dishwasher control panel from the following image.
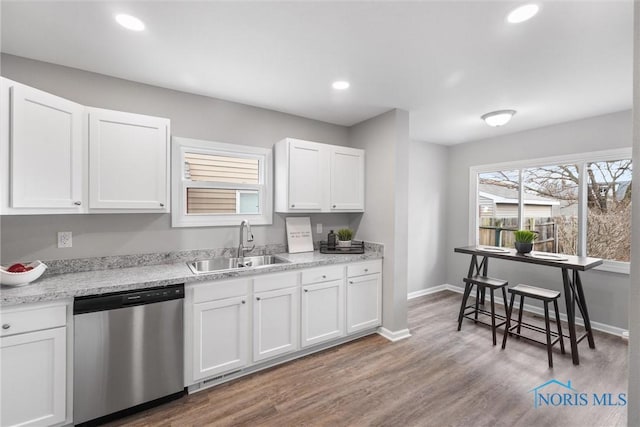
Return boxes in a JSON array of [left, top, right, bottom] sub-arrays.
[[74, 284, 184, 314]]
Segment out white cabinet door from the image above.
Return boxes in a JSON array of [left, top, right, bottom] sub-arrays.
[[0, 327, 66, 427], [8, 81, 84, 211], [253, 286, 299, 362], [88, 108, 169, 211], [192, 296, 248, 381], [287, 139, 324, 211], [347, 273, 382, 333], [301, 279, 345, 347], [330, 146, 364, 211]]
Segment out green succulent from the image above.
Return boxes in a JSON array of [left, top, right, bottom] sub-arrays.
[[336, 228, 353, 241], [514, 230, 536, 243]]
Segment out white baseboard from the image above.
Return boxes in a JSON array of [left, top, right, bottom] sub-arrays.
[[377, 327, 412, 342], [411, 284, 628, 339], [407, 285, 448, 300]]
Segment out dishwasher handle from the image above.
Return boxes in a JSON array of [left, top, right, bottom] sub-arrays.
[[74, 284, 184, 315]]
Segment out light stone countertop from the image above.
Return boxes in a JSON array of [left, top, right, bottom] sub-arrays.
[[0, 250, 382, 306]]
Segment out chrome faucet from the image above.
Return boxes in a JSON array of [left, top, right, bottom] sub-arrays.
[[237, 219, 255, 258]]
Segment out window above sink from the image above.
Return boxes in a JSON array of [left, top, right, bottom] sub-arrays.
[[171, 137, 273, 227]]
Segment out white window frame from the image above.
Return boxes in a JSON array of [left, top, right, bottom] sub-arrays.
[[171, 136, 273, 227], [469, 148, 631, 274]]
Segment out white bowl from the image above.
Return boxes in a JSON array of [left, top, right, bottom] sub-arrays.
[[0, 261, 47, 286]]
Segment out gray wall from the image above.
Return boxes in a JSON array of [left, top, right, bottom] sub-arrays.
[[348, 109, 409, 334], [408, 140, 448, 293], [445, 110, 633, 329], [0, 54, 353, 262], [626, 0, 639, 423]]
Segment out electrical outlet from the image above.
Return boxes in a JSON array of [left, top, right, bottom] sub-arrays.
[[57, 232, 72, 248], [316, 223, 323, 234]]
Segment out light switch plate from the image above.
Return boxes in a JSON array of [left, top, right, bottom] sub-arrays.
[[57, 232, 72, 248], [316, 223, 323, 234]]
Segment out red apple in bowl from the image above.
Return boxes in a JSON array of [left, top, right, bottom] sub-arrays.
[[7, 263, 28, 273]]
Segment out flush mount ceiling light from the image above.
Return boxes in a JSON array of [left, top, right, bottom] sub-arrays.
[[507, 4, 539, 24], [332, 81, 350, 90], [481, 110, 517, 127], [115, 14, 145, 31]]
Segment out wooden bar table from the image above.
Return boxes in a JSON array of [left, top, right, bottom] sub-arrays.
[[454, 245, 603, 365]]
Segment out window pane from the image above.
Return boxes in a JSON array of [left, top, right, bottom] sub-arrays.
[[187, 188, 237, 213], [478, 170, 519, 247], [239, 191, 260, 214], [586, 159, 632, 262], [187, 188, 261, 215], [522, 165, 579, 255], [185, 152, 259, 184]]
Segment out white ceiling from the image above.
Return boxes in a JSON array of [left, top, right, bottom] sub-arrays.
[[0, 1, 633, 145]]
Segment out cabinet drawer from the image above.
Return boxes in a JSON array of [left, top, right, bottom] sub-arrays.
[[254, 272, 298, 293], [301, 265, 344, 285], [0, 304, 66, 337], [347, 260, 382, 278], [192, 278, 250, 303]]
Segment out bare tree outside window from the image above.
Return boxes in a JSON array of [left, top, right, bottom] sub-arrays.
[[586, 160, 632, 262], [476, 159, 632, 262], [523, 165, 579, 255]]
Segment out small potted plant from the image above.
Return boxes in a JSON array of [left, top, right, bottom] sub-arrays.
[[336, 228, 354, 249], [514, 230, 536, 254]]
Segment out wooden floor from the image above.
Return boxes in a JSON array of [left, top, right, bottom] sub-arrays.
[[107, 291, 628, 427]]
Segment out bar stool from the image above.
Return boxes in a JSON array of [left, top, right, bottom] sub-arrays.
[[457, 275, 509, 345], [501, 284, 565, 367]]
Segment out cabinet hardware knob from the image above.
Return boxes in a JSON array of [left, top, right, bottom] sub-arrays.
[[73, 201, 82, 206], [241, 300, 246, 304], [322, 275, 326, 279], [291, 204, 295, 208], [349, 281, 354, 284], [304, 289, 308, 292], [2, 324, 10, 330], [333, 205, 336, 208], [160, 203, 165, 207], [256, 297, 261, 301], [364, 269, 368, 272]]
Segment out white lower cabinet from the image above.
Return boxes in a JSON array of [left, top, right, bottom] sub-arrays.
[[192, 295, 249, 382], [0, 304, 68, 427], [253, 286, 299, 362], [347, 260, 383, 333], [186, 260, 381, 388], [301, 279, 345, 347], [347, 274, 382, 333]]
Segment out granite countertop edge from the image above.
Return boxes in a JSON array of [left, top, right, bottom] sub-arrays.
[[1, 251, 383, 306]]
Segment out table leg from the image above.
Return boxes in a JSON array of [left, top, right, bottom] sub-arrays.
[[574, 270, 596, 349], [562, 268, 580, 365]]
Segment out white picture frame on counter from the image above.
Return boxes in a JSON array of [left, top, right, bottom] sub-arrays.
[[285, 217, 314, 253]]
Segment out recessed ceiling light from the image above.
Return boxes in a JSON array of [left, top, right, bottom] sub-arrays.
[[507, 4, 539, 24], [115, 14, 145, 32], [481, 110, 517, 127], [332, 81, 350, 90]]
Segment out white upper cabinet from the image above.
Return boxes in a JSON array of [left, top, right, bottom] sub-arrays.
[[88, 108, 169, 211], [330, 146, 365, 211], [274, 138, 365, 213], [1, 78, 84, 214], [287, 139, 325, 211], [0, 78, 171, 215]]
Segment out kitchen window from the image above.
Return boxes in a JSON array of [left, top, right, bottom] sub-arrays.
[[470, 148, 631, 273], [171, 137, 272, 227]]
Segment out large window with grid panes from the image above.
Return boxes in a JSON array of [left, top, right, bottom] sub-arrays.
[[470, 148, 631, 273]]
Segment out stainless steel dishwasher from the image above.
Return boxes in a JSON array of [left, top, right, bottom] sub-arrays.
[[73, 284, 185, 425]]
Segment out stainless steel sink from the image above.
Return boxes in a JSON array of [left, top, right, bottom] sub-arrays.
[[188, 255, 289, 274]]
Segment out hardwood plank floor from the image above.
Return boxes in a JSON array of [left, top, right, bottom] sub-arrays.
[[106, 291, 627, 427]]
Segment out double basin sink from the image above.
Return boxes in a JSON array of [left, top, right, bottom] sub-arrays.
[[188, 255, 290, 274]]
